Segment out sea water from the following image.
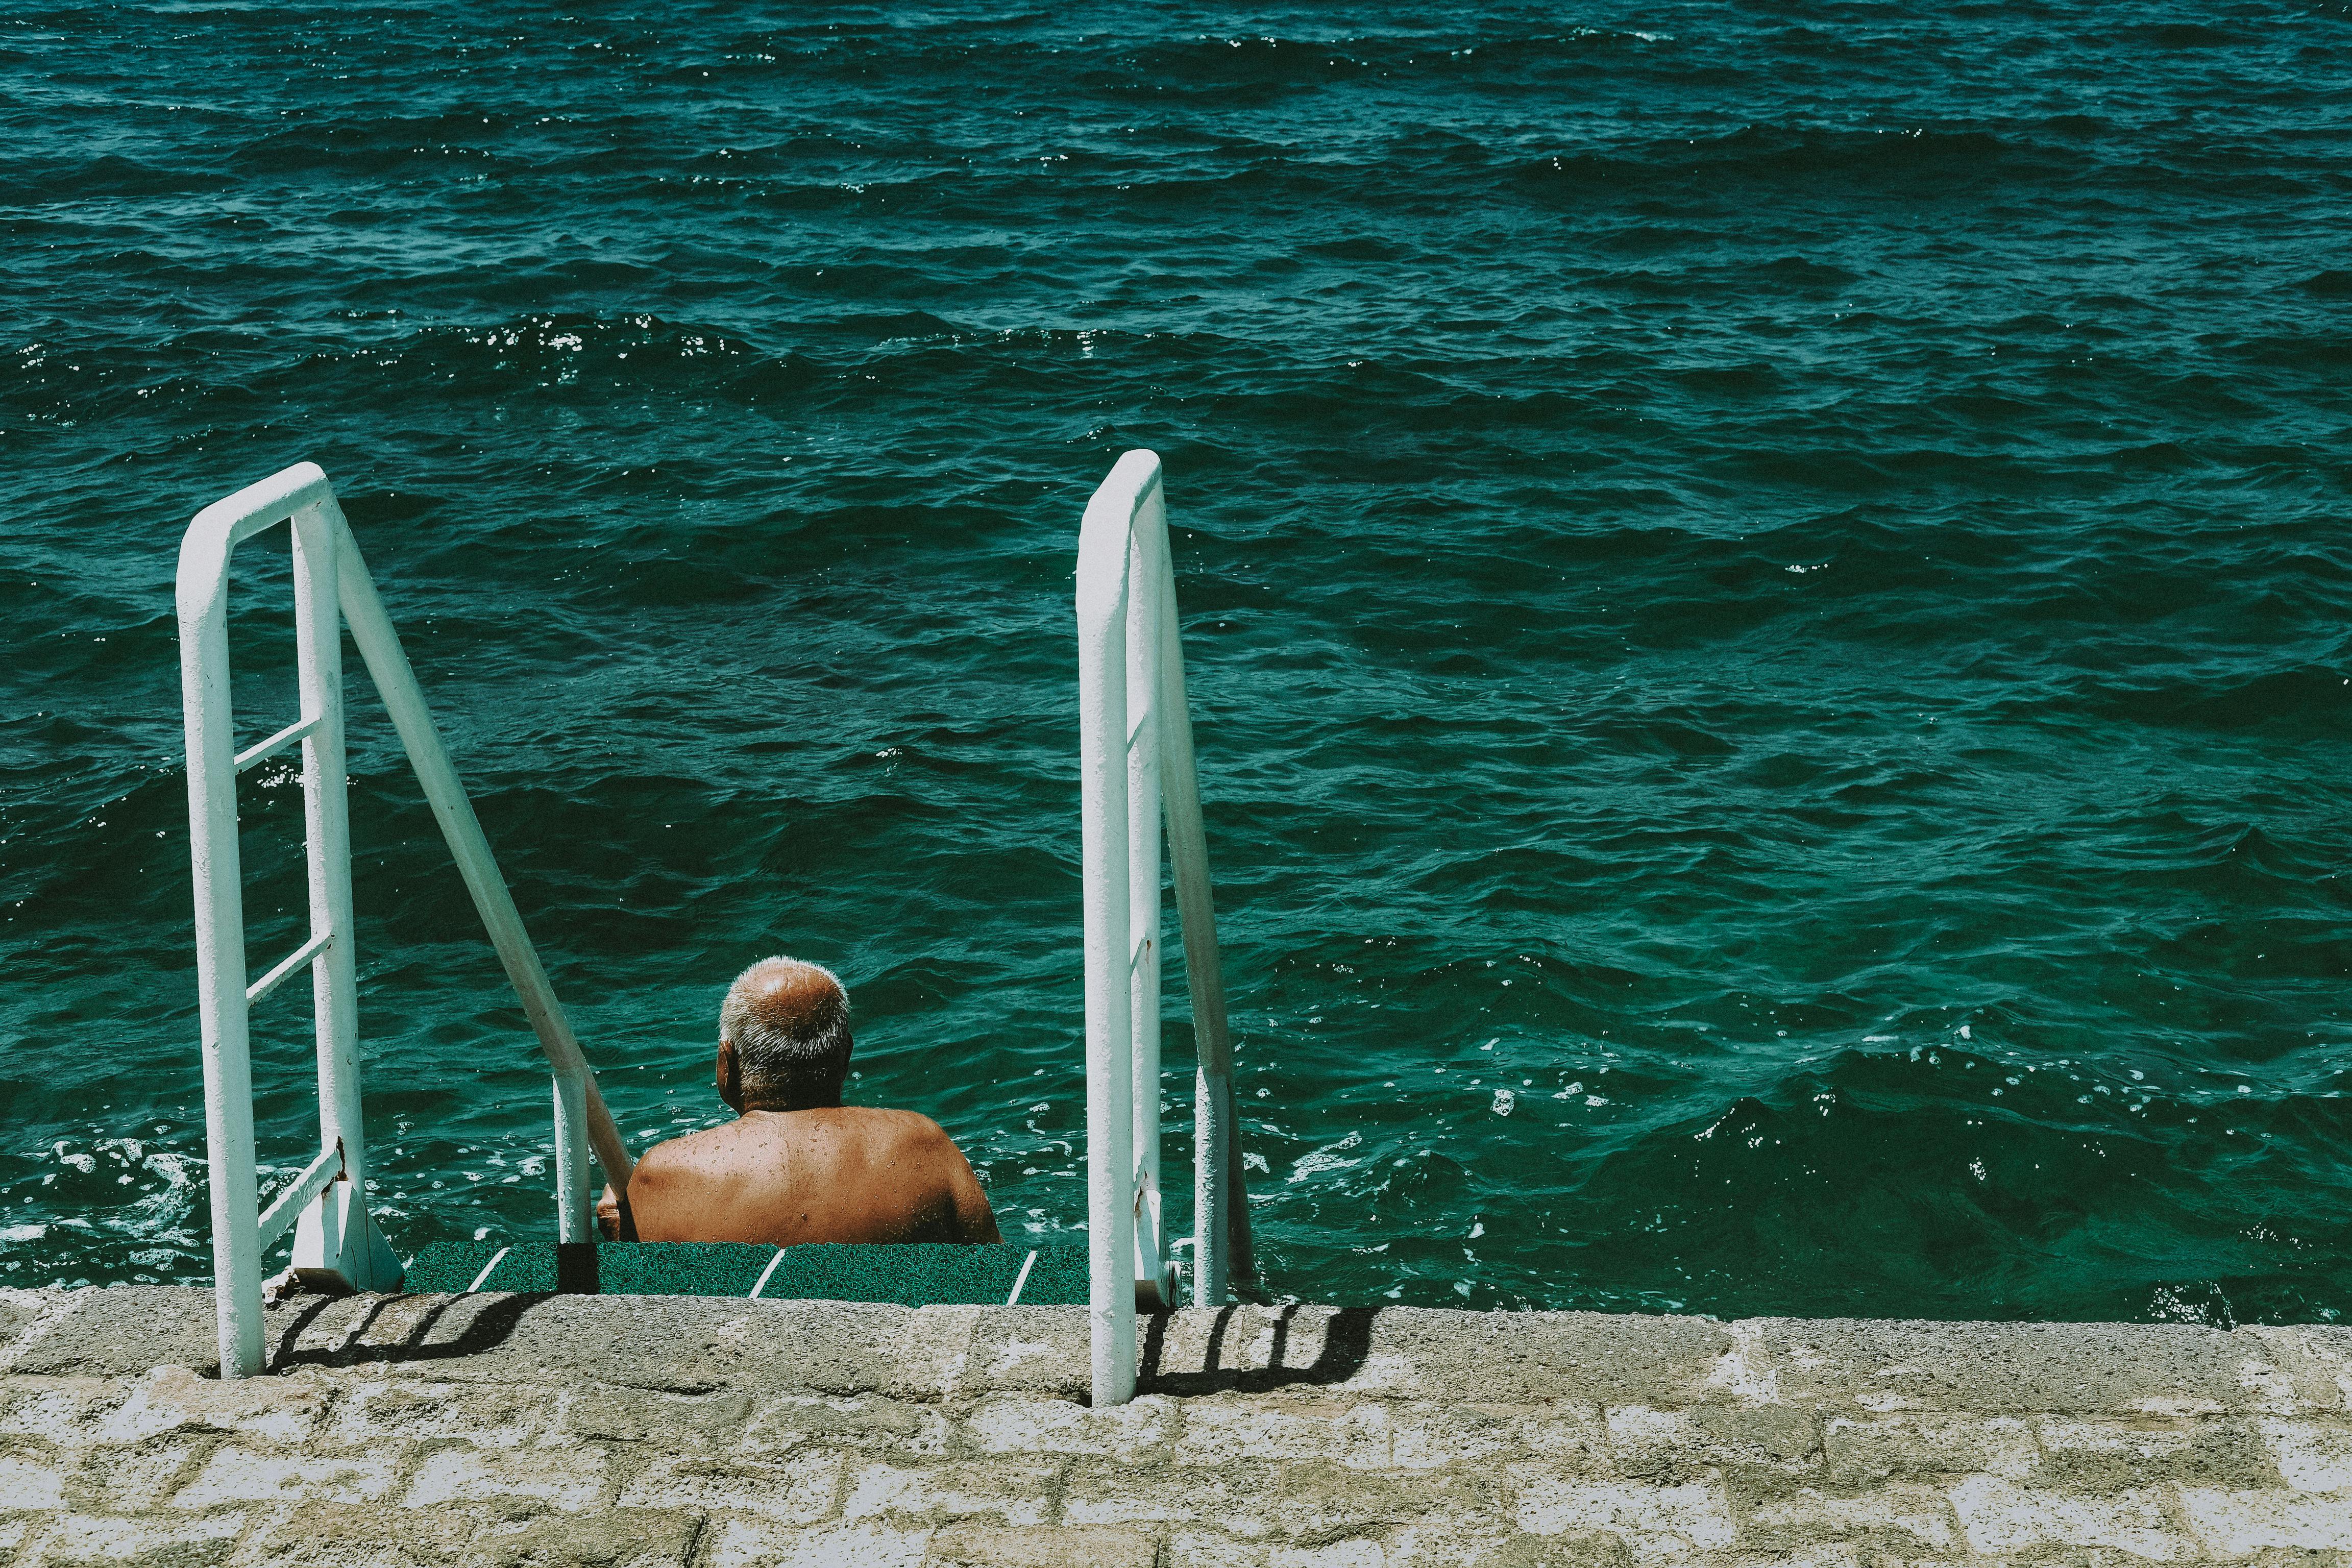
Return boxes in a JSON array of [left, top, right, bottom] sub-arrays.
[[4, 2, 2350, 1321]]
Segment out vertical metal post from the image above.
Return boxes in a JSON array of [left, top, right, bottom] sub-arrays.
[[178, 492, 272, 1380], [552, 1071, 591, 1242], [1078, 453, 1148, 1407], [1125, 488, 1165, 1307], [291, 501, 368, 1230]]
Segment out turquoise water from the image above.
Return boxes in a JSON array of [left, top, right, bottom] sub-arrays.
[[6, 3, 2352, 1322]]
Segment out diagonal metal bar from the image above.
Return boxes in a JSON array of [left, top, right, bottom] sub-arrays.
[[255, 1141, 343, 1254], [245, 930, 331, 1008], [233, 714, 321, 774]]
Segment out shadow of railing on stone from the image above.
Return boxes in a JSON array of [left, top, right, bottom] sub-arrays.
[[1138, 1305, 1379, 1396], [271, 1291, 541, 1373]]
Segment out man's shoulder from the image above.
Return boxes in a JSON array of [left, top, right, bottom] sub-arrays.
[[639, 1108, 959, 1171], [799, 1107, 968, 1171], [632, 1122, 740, 1181], [825, 1106, 952, 1146]]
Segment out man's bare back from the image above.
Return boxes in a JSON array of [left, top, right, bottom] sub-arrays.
[[621, 1105, 999, 1246], [598, 957, 1001, 1248]]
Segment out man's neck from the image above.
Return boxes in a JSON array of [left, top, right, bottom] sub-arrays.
[[738, 1091, 843, 1115]]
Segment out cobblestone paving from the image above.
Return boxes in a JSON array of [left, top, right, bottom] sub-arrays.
[[2, 1287, 2349, 1565]]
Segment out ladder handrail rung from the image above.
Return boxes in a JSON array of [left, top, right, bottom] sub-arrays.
[[246, 929, 332, 1007], [234, 714, 321, 774], [255, 1140, 343, 1254]]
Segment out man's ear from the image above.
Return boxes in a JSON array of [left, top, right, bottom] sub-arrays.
[[716, 1038, 743, 1112]]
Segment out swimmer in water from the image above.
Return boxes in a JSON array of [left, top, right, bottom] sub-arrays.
[[599, 956, 1000, 1247]]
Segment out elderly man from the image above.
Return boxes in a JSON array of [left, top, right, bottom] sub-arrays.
[[599, 957, 1000, 1246]]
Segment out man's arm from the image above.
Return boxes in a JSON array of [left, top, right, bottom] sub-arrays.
[[937, 1135, 1001, 1245], [595, 1183, 638, 1242]]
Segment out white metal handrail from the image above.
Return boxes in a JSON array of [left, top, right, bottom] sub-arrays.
[[178, 461, 634, 1379], [1076, 450, 1255, 1407]]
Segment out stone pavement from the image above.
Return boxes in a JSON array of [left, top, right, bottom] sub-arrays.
[[1, 1286, 2348, 1565]]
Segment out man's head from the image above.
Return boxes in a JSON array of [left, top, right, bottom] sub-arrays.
[[717, 957, 852, 1112]]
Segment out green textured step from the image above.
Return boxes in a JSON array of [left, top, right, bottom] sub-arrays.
[[402, 1240, 1089, 1305]]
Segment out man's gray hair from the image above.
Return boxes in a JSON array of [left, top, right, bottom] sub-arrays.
[[720, 957, 852, 1096]]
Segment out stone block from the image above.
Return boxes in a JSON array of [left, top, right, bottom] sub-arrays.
[[702, 1517, 934, 1567], [68, 1437, 206, 1512], [1711, 1548, 1862, 1568], [1174, 1398, 1393, 1468], [1700, 1321, 1785, 1407], [896, 1306, 983, 1400], [8, 1289, 222, 1378], [962, 1310, 1091, 1399], [173, 1445, 401, 1507], [1387, 1402, 1608, 1472], [616, 1294, 915, 1395], [1061, 1464, 1268, 1533], [2176, 1485, 2352, 1554], [352, 1293, 914, 1398], [963, 1394, 1174, 1460], [1604, 1405, 1819, 1478], [2033, 1415, 2277, 1491], [24, 1509, 247, 1566], [1739, 1482, 1956, 1549], [744, 1393, 954, 1457], [551, 1382, 753, 1450], [0, 1286, 89, 1370], [325, 1378, 546, 1450], [2240, 1325, 2352, 1412], [0, 1377, 130, 1444], [1343, 1310, 1733, 1408], [1166, 1532, 1387, 1568], [2298, 1326, 2352, 1407], [1068, 1460, 1493, 1541], [2257, 1417, 2352, 1492], [842, 1457, 1062, 1525], [1820, 1412, 2039, 1484], [230, 1500, 704, 1567], [928, 1521, 1161, 1567], [0, 1447, 67, 1509], [1757, 1317, 2280, 1417], [401, 1441, 610, 1511], [1385, 1403, 1516, 1471], [1597, 1403, 1686, 1475], [617, 1448, 843, 1522], [1162, 1536, 1266, 1568], [1386, 1521, 1632, 1567], [1510, 1468, 1737, 1555], [1692, 1404, 1823, 1468], [101, 1367, 329, 1445], [1946, 1474, 2192, 1558], [1154, 1307, 1672, 1404]]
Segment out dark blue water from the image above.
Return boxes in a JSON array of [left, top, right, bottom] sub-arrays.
[[6, 2, 2352, 1322]]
